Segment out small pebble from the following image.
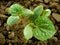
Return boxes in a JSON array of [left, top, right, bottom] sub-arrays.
[[35, 0, 43, 3], [52, 37, 58, 42], [52, 13, 60, 22], [8, 32, 15, 39], [55, 25, 59, 30], [9, 43, 12, 45], [44, 0, 50, 3], [0, 23, 1, 26], [0, 33, 5, 44], [6, 1, 13, 7], [56, 6, 60, 13], [5, 8, 9, 14], [50, 2, 58, 8], [0, 14, 8, 18]]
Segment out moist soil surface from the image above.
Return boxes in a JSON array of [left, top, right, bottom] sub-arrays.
[[0, 0, 60, 45]]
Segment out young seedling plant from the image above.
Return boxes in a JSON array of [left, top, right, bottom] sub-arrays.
[[23, 5, 56, 41], [7, 4, 56, 41]]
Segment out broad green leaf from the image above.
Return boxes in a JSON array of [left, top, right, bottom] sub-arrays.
[[29, 5, 43, 22], [33, 16, 56, 41], [22, 9, 34, 17], [7, 16, 19, 26], [8, 4, 24, 16], [24, 24, 33, 40], [42, 9, 51, 16]]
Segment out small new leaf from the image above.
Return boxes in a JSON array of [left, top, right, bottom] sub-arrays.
[[24, 24, 33, 40], [8, 4, 24, 16], [22, 9, 34, 17], [42, 9, 51, 16], [33, 5, 43, 16], [33, 16, 56, 41], [7, 16, 19, 26], [30, 5, 43, 22]]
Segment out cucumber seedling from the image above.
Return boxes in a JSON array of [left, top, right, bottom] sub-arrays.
[[7, 4, 33, 26], [23, 5, 56, 41], [7, 4, 56, 41]]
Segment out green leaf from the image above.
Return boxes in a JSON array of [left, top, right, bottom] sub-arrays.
[[33, 5, 43, 16], [42, 9, 51, 16], [22, 9, 34, 17], [8, 4, 24, 16], [7, 16, 19, 26], [33, 16, 56, 41], [24, 24, 33, 40], [29, 5, 43, 22]]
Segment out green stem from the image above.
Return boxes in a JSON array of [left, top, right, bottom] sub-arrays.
[[30, 23, 37, 28]]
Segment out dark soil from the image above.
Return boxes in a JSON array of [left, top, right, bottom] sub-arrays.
[[0, 0, 60, 45]]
